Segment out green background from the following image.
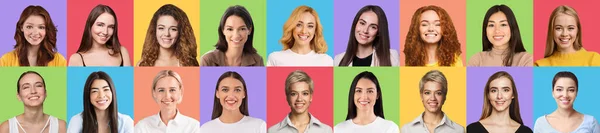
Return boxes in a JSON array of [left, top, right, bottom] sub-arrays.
[[199, 0, 267, 64], [466, 0, 534, 61], [0, 67, 67, 122], [333, 67, 400, 126]]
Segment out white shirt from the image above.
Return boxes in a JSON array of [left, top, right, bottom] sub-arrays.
[[134, 111, 200, 133], [267, 49, 333, 66], [67, 112, 134, 133], [200, 116, 266, 133], [333, 117, 398, 133]]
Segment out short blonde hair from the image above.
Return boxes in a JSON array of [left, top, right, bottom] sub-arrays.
[[280, 5, 327, 54], [419, 70, 448, 102], [285, 70, 314, 97], [152, 70, 184, 91], [544, 5, 582, 57]]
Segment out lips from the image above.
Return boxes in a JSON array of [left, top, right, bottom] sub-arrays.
[[225, 98, 237, 106], [358, 101, 369, 106], [425, 33, 437, 37], [298, 34, 310, 41], [294, 102, 305, 109], [427, 102, 438, 107], [161, 38, 174, 44], [29, 36, 42, 41], [559, 38, 570, 44], [28, 96, 40, 100], [559, 98, 570, 105], [495, 101, 506, 106], [98, 34, 108, 42], [358, 33, 370, 40], [493, 35, 504, 41], [96, 99, 109, 106]]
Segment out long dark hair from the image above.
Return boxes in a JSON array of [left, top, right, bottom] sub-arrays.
[[339, 5, 391, 66], [82, 71, 118, 133], [345, 71, 384, 120], [482, 5, 527, 66], [77, 4, 122, 56], [14, 5, 58, 66], [211, 71, 249, 119], [480, 71, 523, 124], [215, 5, 257, 54]]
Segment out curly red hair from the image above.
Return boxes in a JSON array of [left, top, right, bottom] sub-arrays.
[[403, 5, 461, 66]]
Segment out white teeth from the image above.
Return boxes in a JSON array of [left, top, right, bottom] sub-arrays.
[[560, 38, 570, 42], [299, 35, 309, 40], [29, 96, 39, 100], [97, 100, 108, 104], [493, 36, 503, 40], [359, 101, 369, 105], [226, 100, 236, 104], [425, 33, 437, 37], [231, 39, 241, 43]]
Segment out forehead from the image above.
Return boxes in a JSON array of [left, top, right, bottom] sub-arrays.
[[156, 76, 179, 87], [555, 77, 576, 86], [299, 12, 315, 22], [225, 15, 246, 24], [91, 79, 109, 87], [490, 77, 512, 87], [420, 10, 439, 21], [423, 81, 442, 91], [157, 15, 178, 25], [290, 82, 310, 91], [356, 78, 375, 88], [359, 11, 378, 22], [219, 77, 243, 87], [19, 73, 43, 84], [489, 11, 507, 21], [554, 13, 577, 25], [95, 12, 115, 24], [24, 15, 45, 25]]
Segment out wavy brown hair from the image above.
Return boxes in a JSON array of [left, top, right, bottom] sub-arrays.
[[14, 5, 58, 66], [479, 71, 523, 124], [139, 4, 199, 66], [280, 5, 327, 54], [76, 4, 122, 56], [404, 5, 461, 66]]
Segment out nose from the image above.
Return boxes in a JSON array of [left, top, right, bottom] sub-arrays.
[[560, 29, 568, 36], [295, 94, 302, 102], [30, 87, 38, 94], [427, 25, 434, 32], [165, 29, 171, 37], [301, 25, 307, 34], [164, 91, 171, 98], [496, 91, 502, 100]]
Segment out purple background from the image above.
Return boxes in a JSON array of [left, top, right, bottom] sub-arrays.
[[199, 67, 267, 125], [466, 67, 534, 128], [0, 0, 67, 57], [333, 0, 400, 56]]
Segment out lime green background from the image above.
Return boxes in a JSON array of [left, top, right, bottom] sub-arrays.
[[466, 0, 534, 61], [199, 0, 267, 64], [0, 67, 67, 122], [333, 67, 400, 126]]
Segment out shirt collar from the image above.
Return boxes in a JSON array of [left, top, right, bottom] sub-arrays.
[[409, 112, 458, 130], [155, 109, 184, 127], [277, 113, 325, 130]]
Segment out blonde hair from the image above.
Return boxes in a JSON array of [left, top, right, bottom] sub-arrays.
[[419, 70, 448, 103], [280, 5, 327, 54], [544, 5, 582, 57], [151, 70, 184, 103]]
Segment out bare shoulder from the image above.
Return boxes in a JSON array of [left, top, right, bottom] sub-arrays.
[[0, 120, 9, 132], [68, 53, 83, 66]]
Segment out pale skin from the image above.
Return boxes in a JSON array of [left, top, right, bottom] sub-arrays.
[[352, 78, 378, 125], [22, 15, 47, 66], [553, 13, 578, 54], [216, 77, 246, 123], [0, 73, 67, 133], [354, 11, 378, 58], [287, 82, 313, 133], [223, 15, 251, 66], [486, 12, 511, 52], [154, 15, 180, 67], [69, 13, 131, 66], [546, 78, 583, 133], [291, 12, 316, 55], [90, 79, 113, 133], [153, 76, 183, 125], [419, 10, 443, 65], [421, 81, 445, 132], [479, 77, 521, 133]]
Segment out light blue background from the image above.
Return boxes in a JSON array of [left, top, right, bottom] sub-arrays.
[[66, 67, 134, 123], [266, 0, 334, 57], [533, 67, 600, 121]]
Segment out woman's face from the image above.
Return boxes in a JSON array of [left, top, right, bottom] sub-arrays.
[[223, 15, 250, 50], [91, 13, 115, 45], [89, 79, 113, 111], [287, 82, 312, 114], [354, 78, 378, 112], [22, 15, 46, 46], [216, 77, 245, 112], [153, 76, 182, 111], [553, 13, 578, 51], [17, 73, 47, 107], [354, 11, 378, 45], [292, 12, 316, 47], [156, 15, 179, 49], [488, 77, 514, 112], [552, 78, 577, 110], [421, 81, 444, 113], [486, 11, 511, 49], [419, 10, 442, 44]]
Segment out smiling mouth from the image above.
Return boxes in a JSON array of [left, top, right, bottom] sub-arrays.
[[495, 101, 506, 106], [493, 35, 504, 41], [425, 33, 437, 37], [294, 103, 305, 108], [96, 99, 109, 106], [298, 34, 310, 41], [559, 38, 570, 44], [359, 33, 370, 40], [29, 96, 40, 100], [559, 99, 570, 104], [225, 99, 237, 106]]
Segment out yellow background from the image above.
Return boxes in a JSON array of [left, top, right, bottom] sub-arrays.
[[399, 67, 466, 129], [133, 0, 201, 65]]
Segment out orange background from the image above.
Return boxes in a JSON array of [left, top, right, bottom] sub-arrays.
[[133, 67, 200, 123], [399, 0, 467, 66]]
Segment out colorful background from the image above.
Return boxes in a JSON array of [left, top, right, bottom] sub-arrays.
[[199, 0, 267, 65], [0, 67, 67, 122], [266, 67, 333, 128], [133, 67, 200, 123], [466, 67, 534, 128], [266, 0, 335, 57], [399, 67, 466, 128], [133, 0, 200, 65], [66, 67, 134, 123], [400, 0, 467, 66], [333, 67, 400, 127], [466, 0, 534, 62], [0, 0, 67, 58], [199, 67, 266, 124], [532, 0, 600, 60], [67, 0, 134, 65], [333, 0, 400, 61]]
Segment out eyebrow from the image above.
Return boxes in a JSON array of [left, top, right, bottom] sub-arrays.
[[360, 19, 379, 26], [488, 20, 508, 23], [420, 20, 440, 22], [91, 85, 110, 89]]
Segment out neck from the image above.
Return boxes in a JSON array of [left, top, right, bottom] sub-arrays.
[[95, 109, 109, 125], [27, 44, 40, 57], [225, 47, 243, 66], [356, 44, 374, 58], [558, 46, 577, 54], [554, 107, 577, 118], [289, 112, 311, 125], [423, 111, 443, 125], [159, 108, 177, 126], [488, 109, 513, 125], [219, 109, 244, 123], [91, 42, 106, 51], [426, 43, 438, 62], [353, 109, 377, 125], [20, 105, 45, 124], [291, 43, 312, 55], [158, 47, 175, 59]]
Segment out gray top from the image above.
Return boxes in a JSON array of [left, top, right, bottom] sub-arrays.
[[268, 113, 332, 133], [401, 112, 464, 133], [534, 114, 600, 133]]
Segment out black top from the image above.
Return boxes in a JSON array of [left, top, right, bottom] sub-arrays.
[[352, 54, 373, 66], [78, 52, 124, 67], [467, 121, 533, 133]]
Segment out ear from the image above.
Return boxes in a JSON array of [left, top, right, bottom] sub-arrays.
[[215, 90, 220, 99], [178, 87, 184, 104], [17, 94, 22, 102]]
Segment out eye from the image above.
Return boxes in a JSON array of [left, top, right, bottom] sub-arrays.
[[555, 27, 562, 31], [104, 88, 110, 92], [303, 92, 309, 96], [38, 26, 46, 30], [36, 84, 43, 88], [171, 28, 178, 32], [241, 27, 247, 31], [501, 23, 508, 27], [504, 89, 510, 92], [308, 24, 315, 29], [424, 92, 430, 95], [359, 21, 365, 25], [436, 91, 443, 96], [158, 27, 164, 30], [355, 89, 362, 93], [370, 25, 378, 30], [290, 92, 296, 96], [91, 89, 98, 93], [97, 23, 104, 27], [487, 24, 494, 27], [169, 89, 177, 92], [108, 25, 114, 29], [226, 28, 233, 31], [26, 26, 33, 29], [234, 88, 242, 92], [568, 27, 575, 31], [296, 23, 302, 27], [569, 89, 576, 92], [435, 23, 441, 26], [556, 88, 562, 92], [221, 88, 229, 92], [491, 89, 497, 93], [421, 23, 428, 27], [157, 89, 164, 92], [367, 90, 374, 94]]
